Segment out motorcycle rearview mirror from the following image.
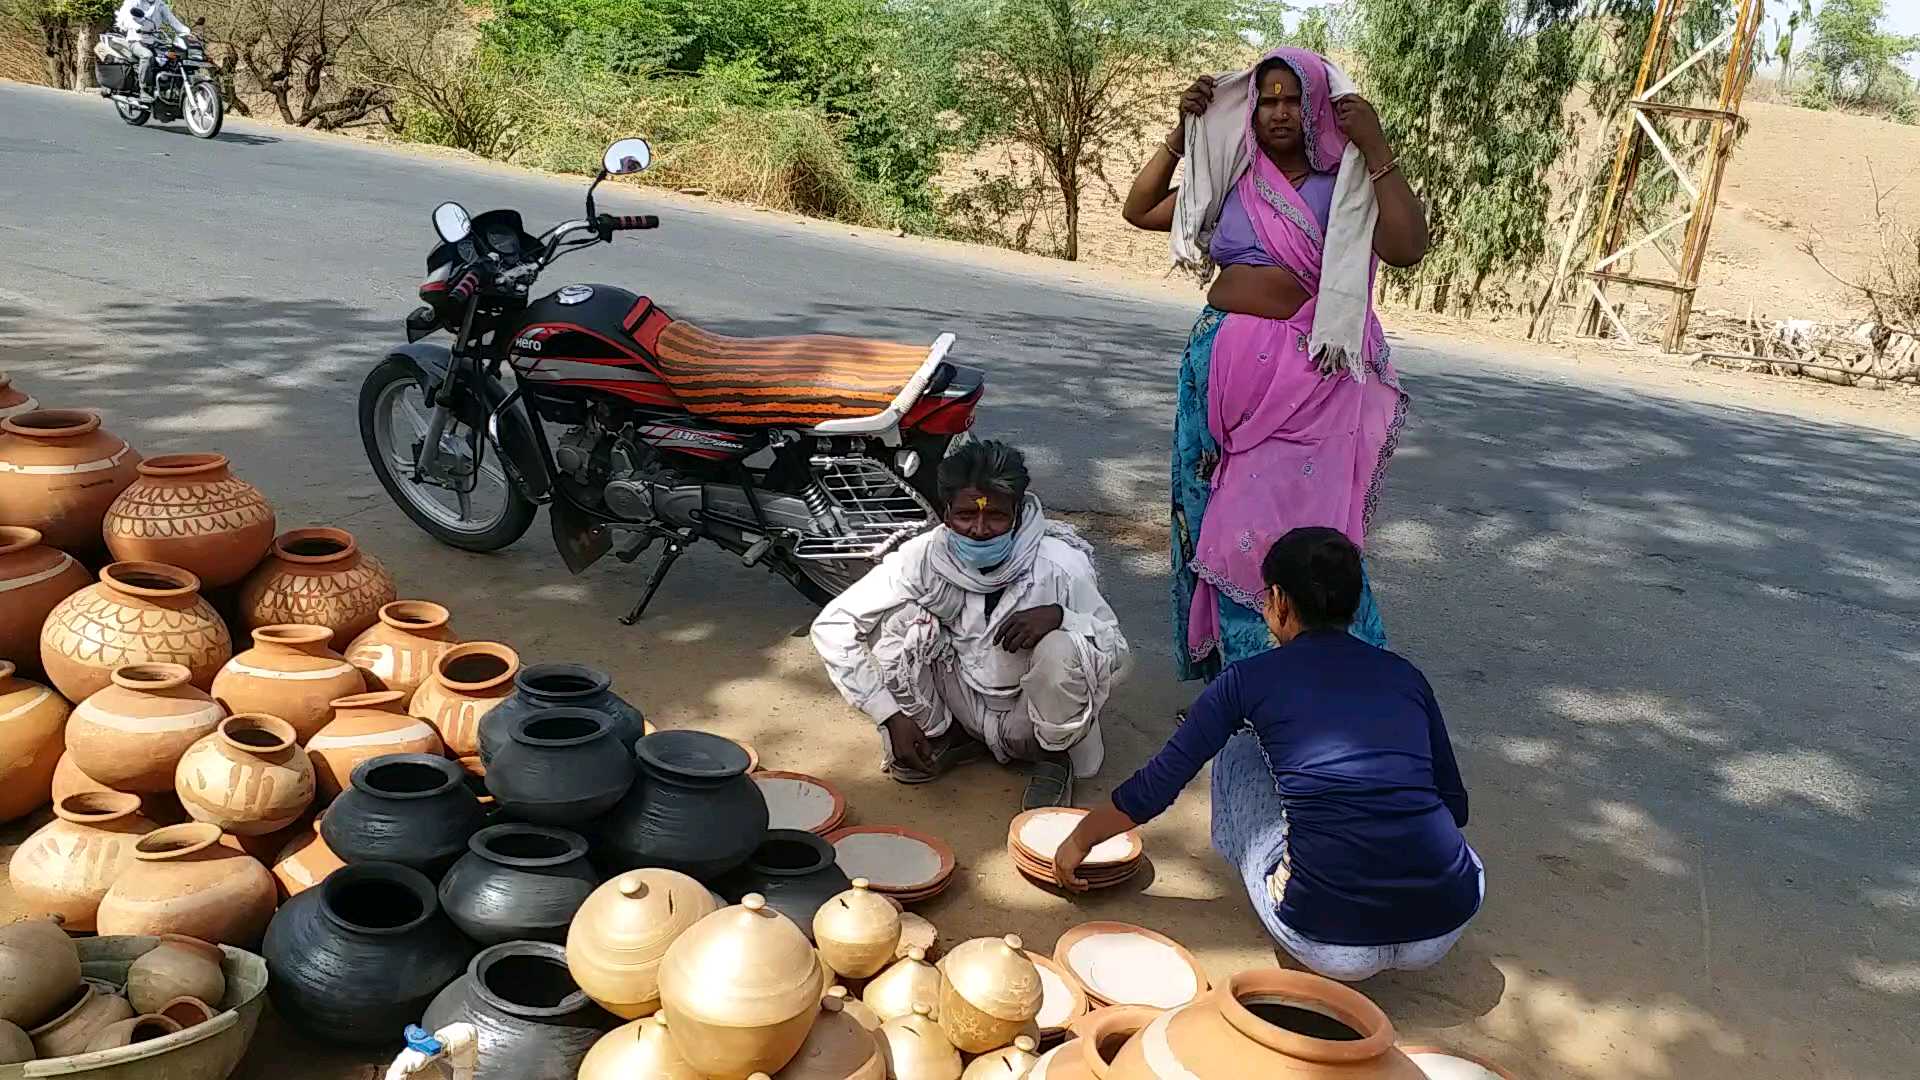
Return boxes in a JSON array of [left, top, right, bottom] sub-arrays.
[[432, 201, 472, 244], [602, 138, 652, 176]]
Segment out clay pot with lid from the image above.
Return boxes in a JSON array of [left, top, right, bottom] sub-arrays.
[[65, 662, 225, 793], [238, 527, 397, 646], [346, 600, 461, 697], [863, 946, 942, 1023], [487, 708, 635, 825], [41, 563, 232, 702], [439, 823, 599, 945], [0, 661, 70, 824], [814, 878, 901, 980], [307, 690, 445, 802], [0, 372, 35, 419], [424, 940, 620, 1080], [479, 663, 647, 767], [963, 1036, 1041, 1080], [596, 729, 768, 882], [28, 978, 135, 1059], [126, 934, 226, 1014], [95, 821, 277, 945], [939, 935, 1043, 1053], [880, 1004, 962, 1080], [271, 816, 345, 898], [213, 624, 366, 743], [717, 829, 851, 942], [175, 713, 316, 835], [566, 868, 719, 1019], [773, 992, 887, 1080], [8, 790, 157, 929], [102, 453, 276, 587], [0, 526, 90, 671], [657, 893, 826, 1077], [578, 1015, 702, 1080], [0, 916, 83, 1028], [0, 409, 140, 555], [411, 642, 519, 763], [322, 753, 483, 877]]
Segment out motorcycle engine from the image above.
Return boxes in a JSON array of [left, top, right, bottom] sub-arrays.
[[553, 414, 677, 523]]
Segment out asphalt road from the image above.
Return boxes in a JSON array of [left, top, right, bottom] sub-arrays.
[[3, 82, 1918, 1080]]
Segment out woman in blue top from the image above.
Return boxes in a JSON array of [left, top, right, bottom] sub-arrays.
[[1055, 527, 1483, 981]]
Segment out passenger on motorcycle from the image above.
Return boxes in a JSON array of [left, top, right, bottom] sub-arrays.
[[113, 0, 190, 93], [811, 440, 1131, 810]]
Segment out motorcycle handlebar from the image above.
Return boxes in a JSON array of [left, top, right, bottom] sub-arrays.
[[597, 214, 659, 232]]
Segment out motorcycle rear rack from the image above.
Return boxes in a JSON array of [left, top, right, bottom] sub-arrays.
[[791, 455, 935, 562]]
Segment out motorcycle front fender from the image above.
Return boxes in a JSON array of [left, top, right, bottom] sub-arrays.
[[382, 343, 553, 501]]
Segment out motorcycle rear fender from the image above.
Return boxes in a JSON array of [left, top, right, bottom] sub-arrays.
[[384, 343, 553, 501]]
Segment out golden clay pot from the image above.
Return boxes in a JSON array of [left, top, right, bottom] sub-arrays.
[[826, 987, 882, 1034], [962, 1035, 1041, 1080], [863, 946, 942, 1023], [102, 453, 275, 588], [0, 916, 83, 1029], [66, 662, 225, 794], [176, 713, 316, 835], [0, 410, 140, 555], [774, 992, 887, 1080], [96, 822, 277, 947], [409, 642, 519, 760], [567, 868, 720, 1020], [814, 878, 901, 981], [126, 935, 226, 1015], [578, 1014, 703, 1080], [41, 562, 232, 703], [306, 690, 444, 803], [0, 661, 71, 824], [29, 979, 134, 1059], [938, 934, 1042, 1054], [658, 894, 825, 1078], [0, 526, 90, 671], [8, 791, 157, 931], [0, 373, 35, 419], [271, 816, 346, 900], [212, 624, 366, 743], [345, 601, 459, 697], [238, 528, 397, 647], [879, 1004, 961, 1080], [84, 1013, 182, 1053]]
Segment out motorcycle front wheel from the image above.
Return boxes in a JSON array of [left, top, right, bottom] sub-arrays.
[[113, 98, 149, 126], [183, 80, 222, 138]]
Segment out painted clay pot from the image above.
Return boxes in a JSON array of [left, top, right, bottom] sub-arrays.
[[410, 642, 518, 763], [84, 1013, 182, 1052], [322, 753, 483, 877], [237, 527, 397, 646], [717, 829, 851, 943], [156, 995, 216, 1029], [263, 860, 476, 1046], [658, 894, 825, 1077], [271, 816, 346, 899], [0, 917, 83, 1028], [0, 661, 70, 824], [9, 791, 157, 930], [488, 708, 635, 826], [307, 690, 445, 803], [815, 878, 902, 981], [40, 562, 232, 702], [101, 453, 275, 588], [962, 1035, 1041, 1080], [0, 410, 140, 555], [125, 934, 227, 1015], [479, 663, 647, 767], [879, 1005, 962, 1080], [0, 1019, 30, 1065], [863, 947, 942, 1023], [212, 624, 366, 743], [95, 822, 277, 945], [424, 940, 620, 1080], [28, 979, 135, 1059], [579, 1014, 702, 1080], [566, 868, 719, 1019], [345, 600, 460, 697], [66, 662, 224, 793], [939, 935, 1043, 1054], [175, 713, 316, 835], [596, 730, 767, 882], [0, 527, 90, 671], [0, 373, 35, 419], [439, 823, 599, 946], [775, 993, 888, 1080]]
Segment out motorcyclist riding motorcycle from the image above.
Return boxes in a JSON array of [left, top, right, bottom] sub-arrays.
[[113, 0, 189, 94]]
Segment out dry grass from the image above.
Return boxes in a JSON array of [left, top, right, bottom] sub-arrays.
[[0, 25, 48, 85]]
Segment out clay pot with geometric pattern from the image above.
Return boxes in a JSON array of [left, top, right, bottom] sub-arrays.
[[9, 791, 157, 931], [39, 562, 232, 702], [345, 601, 460, 698], [95, 822, 278, 947], [0, 372, 36, 420], [212, 624, 367, 743], [0, 662, 71, 825], [0, 409, 140, 556], [238, 528, 397, 648], [175, 713, 316, 836], [410, 642, 520, 765], [65, 663, 224, 794], [0, 526, 90, 672], [307, 690, 445, 803], [102, 453, 276, 589]]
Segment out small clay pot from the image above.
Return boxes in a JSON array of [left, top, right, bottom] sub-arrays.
[[157, 996, 216, 1029], [9, 790, 158, 930], [577, 1015, 702, 1080], [565, 869, 720, 1020], [479, 664, 647, 767], [0, 409, 140, 555], [487, 708, 635, 826], [961, 1035, 1041, 1080], [126, 934, 227, 1015], [938, 935, 1043, 1054], [66, 662, 225, 794], [322, 753, 484, 878], [439, 823, 599, 946], [595, 730, 767, 882], [0, 527, 90, 673], [271, 817, 346, 900], [28, 979, 135, 1059], [0, 373, 36, 419], [307, 690, 445, 803], [212, 624, 366, 743], [0, 661, 72, 825], [863, 948, 942, 1024], [423, 940, 620, 1080], [775, 993, 887, 1080], [411, 642, 519, 759], [40, 563, 232, 703], [879, 1005, 961, 1080], [95, 822, 278, 946], [237, 527, 398, 647], [657, 894, 824, 1078], [176, 713, 316, 835], [716, 830, 851, 943], [814, 878, 902, 981], [102, 453, 276, 588], [345, 600, 461, 697], [0, 1019, 31, 1065], [84, 1012, 182, 1052], [0, 917, 82, 1029]]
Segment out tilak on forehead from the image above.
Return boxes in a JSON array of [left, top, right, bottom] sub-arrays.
[[974, 496, 990, 511]]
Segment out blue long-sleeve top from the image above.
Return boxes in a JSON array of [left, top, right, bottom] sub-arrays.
[[1112, 629, 1480, 946]]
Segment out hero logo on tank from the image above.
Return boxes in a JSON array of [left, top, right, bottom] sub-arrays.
[[512, 327, 557, 354]]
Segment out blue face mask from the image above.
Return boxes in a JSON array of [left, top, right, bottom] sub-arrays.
[[947, 528, 1017, 570]]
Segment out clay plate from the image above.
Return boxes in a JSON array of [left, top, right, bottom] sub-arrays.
[[1009, 808, 1143, 867], [826, 825, 956, 893], [1053, 921, 1209, 1010], [1024, 950, 1089, 1038], [1400, 1047, 1520, 1080], [753, 770, 847, 835]]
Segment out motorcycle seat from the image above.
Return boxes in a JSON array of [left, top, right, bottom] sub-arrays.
[[648, 319, 954, 434]]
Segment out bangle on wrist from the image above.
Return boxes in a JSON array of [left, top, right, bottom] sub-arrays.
[[1163, 135, 1184, 159], [1367, 157, 1398, 183]]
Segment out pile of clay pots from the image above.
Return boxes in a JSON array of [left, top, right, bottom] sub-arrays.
[[0, 917, 229, 1065]]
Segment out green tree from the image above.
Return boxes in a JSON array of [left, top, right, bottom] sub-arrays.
[[1807, 0, 1920, 107]]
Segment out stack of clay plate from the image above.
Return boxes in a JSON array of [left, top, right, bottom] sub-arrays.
[[1007, 807, 1144, 890], [752, 770, 847, 835], [1024, 950, 1090, 1043], [826, 825, 956, 904]]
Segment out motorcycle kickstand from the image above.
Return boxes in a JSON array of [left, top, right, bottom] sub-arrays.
[[620, 539, 686, 625]]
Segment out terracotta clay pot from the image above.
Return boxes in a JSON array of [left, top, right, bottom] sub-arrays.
[[272, 817, 346, 899], [28, 979, 135, 1059], [410, 642, 519, 761], [717, 830, 850, 943], [0, 917, 83, 1029], [84, 1013, 182, 1052], [0, 661, 70, 824], [126, 934, 227, 1015], [814, 878, 902, 982], [879, 1005, 962, 1080], [1029, 1007, 1159, 1080], [774, 993, 888, 1080], [566, 868, 719, 1020], [578, 1015, 702, 1080], [658, 894, 825, 1078], [487, 708, 635, 826], [479, 663, 648, 767], [0, 373, 36, 419], [962, 1036, 1041, 1080], [41, 563, 232, 703], [50, 751, 181, 824], [307, 690, 445, 803], [66, 662, 225, 794], [321, 753, 484, 878], [9, 790, 158, 930], [595, 730, 768, 882], [863, 947, 942, 1023], [176, 713, 316, 835], [423, 940, 620, 1080], [0, 1019, 30, 1065], [96, 821, 278, 946], [237, 528, 397, 647], [102, 453, 276, 588], [0, 527, 90, 671], [212, 624, 366, 743], [345, 601, 460, 697], [938, 935, 1043, 1054], [439, 823, 599, 946], [156, 996, 216, 1029], [0, 410, 140, 555]]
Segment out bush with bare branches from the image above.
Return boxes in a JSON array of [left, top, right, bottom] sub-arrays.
[[197, 0, 427, 128]]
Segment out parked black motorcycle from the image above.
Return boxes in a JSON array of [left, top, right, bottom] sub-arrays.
[[94, 25, 223, 138]]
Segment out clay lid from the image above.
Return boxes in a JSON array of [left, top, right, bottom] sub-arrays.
[[1, 408, 100, 439], [100, 562, 203, 600], [136, 453, 229, 478], [943, 934, 1042, 1021], [813, 877, 901, 947], [110, 663, 195, 693], [657, 894, 822, 1027], [268, 528, 358, 566], [375, 600, 451, 633], [576, 868, 717, 953]]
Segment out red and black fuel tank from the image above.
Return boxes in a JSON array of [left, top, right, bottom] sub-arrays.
[[505, 283, 660, 369]]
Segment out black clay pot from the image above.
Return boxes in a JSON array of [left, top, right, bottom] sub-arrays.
[[478, 664, 646, 767], [715, 828, 851, 942], [321, 753, 486, 878], [422, 940, 619, 1080], [439, 823, 599, 946], [263, 861, 477, 1046], [486, 708, 635, 825], [593, 730, 767, 882]]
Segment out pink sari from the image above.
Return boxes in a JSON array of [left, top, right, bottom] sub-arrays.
[[1187, 47, 1408, 658]]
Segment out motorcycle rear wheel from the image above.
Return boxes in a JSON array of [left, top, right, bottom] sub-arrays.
[[113, 98, 149, 125], [184, 81, 222, 138]]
